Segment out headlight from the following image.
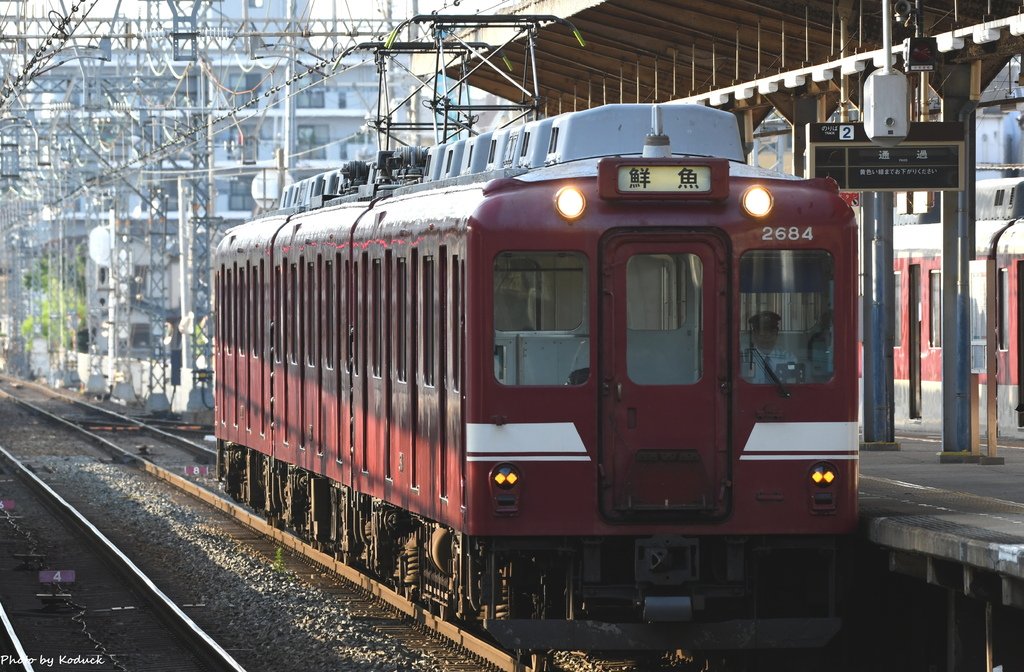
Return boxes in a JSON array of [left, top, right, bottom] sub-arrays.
[[742, 185, 773, 217], [555, 186, 586, 221]]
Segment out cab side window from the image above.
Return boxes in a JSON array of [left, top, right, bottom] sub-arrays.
[[739, 250, 835, 384], [493, 251, 588, 385]]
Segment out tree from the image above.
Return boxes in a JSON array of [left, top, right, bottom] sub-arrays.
[[20, 245, 87, 350]]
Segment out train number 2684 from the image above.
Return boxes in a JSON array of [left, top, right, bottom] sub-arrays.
[[762, 226, 814, 241]]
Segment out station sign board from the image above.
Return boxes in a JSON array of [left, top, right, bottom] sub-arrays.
[[807, 122, 964, 191]]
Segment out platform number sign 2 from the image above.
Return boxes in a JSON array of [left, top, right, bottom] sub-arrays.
[[839, 125, 855, 141]]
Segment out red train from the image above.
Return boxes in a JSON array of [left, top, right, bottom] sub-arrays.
[[893, 177, 1024, 436], [214, 103, 859, 655]]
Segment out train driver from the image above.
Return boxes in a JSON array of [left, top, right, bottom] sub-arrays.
[[743, 310, 799, 384]]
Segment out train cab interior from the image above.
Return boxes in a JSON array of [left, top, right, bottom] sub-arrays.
[[491, 248, 836, 388], [740, 250, 836, 386]]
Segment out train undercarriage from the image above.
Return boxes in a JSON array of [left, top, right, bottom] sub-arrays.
[[217, 440, 843, 653]]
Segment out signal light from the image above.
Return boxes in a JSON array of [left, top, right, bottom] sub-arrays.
[[905, 37, 938, 73], [492, 464, 521, 489], [810, 463, 837, 487]]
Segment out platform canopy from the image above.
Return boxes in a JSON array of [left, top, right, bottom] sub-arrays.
[[423, 0, 1024, 127]]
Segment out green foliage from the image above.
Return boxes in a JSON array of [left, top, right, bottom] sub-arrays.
[[272, 546, 286, 573], [20, 316, 35, 340], [19, 245, 88, 348]]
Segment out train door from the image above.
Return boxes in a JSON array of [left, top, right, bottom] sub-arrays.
[[598, 232, 728, 520], [908, 264, 922, 418]]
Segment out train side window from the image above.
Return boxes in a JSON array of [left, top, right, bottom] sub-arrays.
[[289, 263, 298, 365], [274, 264, 283, 364], [397, 257, 408, 382], [739, 250, 835, 384], [220, 268, 228, 354], [307, 260, 317, 367], [324, 258, 334, 369], [260, 262, 266, 358], [224, 268, 232, 354], [215, 270, 222, 355], [373, 258, 382, 377], [970, 264, 986, 370], [239, 266, 247, 356], [999, 268, 1009, 350], [493, 251, 588, 386], [929, 270, 942, 347], [253, 263, 260, 359], [894, 271, 902, 349], [341, 257, 349, 374], [423, 255, 435, 386], [625, 253, 701, 385], [354, 256, 364, 376], [452, 255, 462, 391]]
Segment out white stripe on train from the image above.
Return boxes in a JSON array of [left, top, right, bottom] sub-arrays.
[[740, 423, 859, 457], [467, 421, 859, 462]]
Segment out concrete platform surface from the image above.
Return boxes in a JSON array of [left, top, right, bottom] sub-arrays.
[[858, 433, 1024, 597]]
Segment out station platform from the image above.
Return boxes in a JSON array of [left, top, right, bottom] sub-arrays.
[[859, 434, 1024, 608]]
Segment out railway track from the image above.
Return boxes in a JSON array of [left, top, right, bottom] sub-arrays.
[[0, 445, 245, 671], [0, 377, 545, 672], [0, 376, 214, 463]]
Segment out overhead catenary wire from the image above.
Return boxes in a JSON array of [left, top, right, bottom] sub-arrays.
[[0, 0, 103, 114], [55, 52, 376, 205], [2, 0, 398, 207]]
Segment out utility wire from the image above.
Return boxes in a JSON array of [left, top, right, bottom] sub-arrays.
[[0, 0, 102, 114], [57, 53, 374, 205]]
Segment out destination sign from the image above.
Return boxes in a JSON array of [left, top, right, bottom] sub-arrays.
[[616, 165, 712, 193], [598, 157, 729, 201]]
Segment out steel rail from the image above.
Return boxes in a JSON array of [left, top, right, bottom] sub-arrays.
[[0, 445, 247, 672], [0, 382, 534, 672], [0, 600, 34, 672], [0, 375, 213, 458]]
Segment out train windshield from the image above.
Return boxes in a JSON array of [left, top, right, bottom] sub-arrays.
[[739, 250, 834, 384], [493, 251, 589, 385], [625, 253, 703, 385]]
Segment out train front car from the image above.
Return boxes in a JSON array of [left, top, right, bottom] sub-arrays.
[[212, 103, 859, 661], [464, 105, 859, 653]]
